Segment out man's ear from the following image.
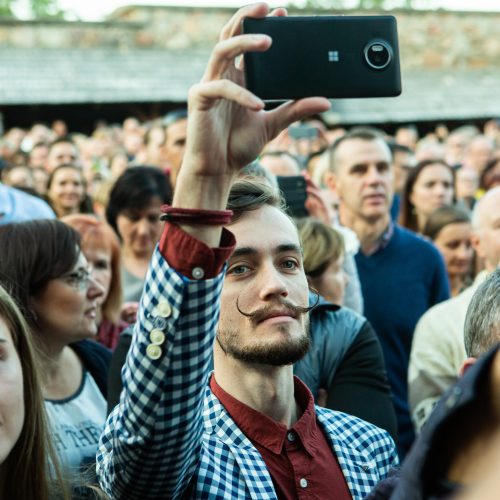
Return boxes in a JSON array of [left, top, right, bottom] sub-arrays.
[[460, 357, 477, 377], [470, 231, 484, 259], [324, 171, 338, 194]]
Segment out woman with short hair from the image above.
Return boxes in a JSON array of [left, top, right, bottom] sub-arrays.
[[106, 166, 172, 302], [297, 217, 348, 305]]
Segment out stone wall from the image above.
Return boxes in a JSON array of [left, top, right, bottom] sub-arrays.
[[0, 6, 499, 70]]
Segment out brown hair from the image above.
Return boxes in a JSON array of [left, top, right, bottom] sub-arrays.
[[226, 178, 286, 223], [296, 218, 345, 277], [0, 284, 68, 500], [422, 205, 471, 241], [399, 159, 456, 232], [61, 214, 123, 324], [46, 164, 93, 217], [0, 220, 81, 330]]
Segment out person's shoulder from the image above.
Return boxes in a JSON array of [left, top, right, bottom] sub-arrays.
[[311, 302, 366, 343], [72, 339, 112, 363], [313, 298, 364, 323], [394, 225, 437, 251], [418, 275, 481, 324], [393, 225, 445, 264], [0, 184, 55, 221], [317, 406, 394, 446]]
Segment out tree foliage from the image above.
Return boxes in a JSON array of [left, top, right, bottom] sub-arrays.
[[0, 0, 64, 18], [294, 0, 414, 9]]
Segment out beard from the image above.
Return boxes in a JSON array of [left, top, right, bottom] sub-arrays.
[[216, 316, 310, 367]]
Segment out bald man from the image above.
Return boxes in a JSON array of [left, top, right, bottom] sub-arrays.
[[408, 186, 500, 432], [260, 151, 302, 177]]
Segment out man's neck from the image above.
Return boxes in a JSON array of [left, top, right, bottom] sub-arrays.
[[340, 208, 391, 255], [213, 346, 299, 427]]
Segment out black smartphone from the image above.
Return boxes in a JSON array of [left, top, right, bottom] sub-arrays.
[[277, 175, 309, 218], [243, 15, 401, 101]]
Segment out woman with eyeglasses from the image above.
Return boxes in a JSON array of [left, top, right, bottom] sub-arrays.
[[0, 219, 111, 490]]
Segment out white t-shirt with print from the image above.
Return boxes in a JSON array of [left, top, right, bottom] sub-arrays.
[[45, 370, 107, 473]]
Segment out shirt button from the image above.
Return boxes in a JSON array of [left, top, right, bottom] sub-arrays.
[[192, 267, 205, 279], [299, 478, 308, 488], [150, 329, 166, 345], [146, 344, 162, 360], [287, 432, 296, 442], [154, 300, 172, 318]]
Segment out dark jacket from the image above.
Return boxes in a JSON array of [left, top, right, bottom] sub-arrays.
[[366, 343, 500, 500], [295, 295, 397, 441], [107, 295, 397, 441], [72, 339, 112, 398]]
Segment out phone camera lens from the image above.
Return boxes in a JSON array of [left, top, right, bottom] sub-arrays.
[[364, 41, 392, 70]]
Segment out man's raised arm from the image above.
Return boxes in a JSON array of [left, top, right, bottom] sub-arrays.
[[96, 3, 330, 497]]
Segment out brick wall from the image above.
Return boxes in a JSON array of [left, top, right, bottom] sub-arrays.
[[0, 6, 499, 70]]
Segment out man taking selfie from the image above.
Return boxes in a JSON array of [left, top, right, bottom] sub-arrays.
[[97, 4, 397, 498]]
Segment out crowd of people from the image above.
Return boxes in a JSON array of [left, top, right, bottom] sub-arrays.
[[1, 3, 500, 499]]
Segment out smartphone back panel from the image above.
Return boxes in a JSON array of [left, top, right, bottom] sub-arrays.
[[243, 16, 401, 100], [276, 175, 309, 218]]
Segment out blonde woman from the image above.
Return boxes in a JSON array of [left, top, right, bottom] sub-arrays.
[[297, 217, 348, 305]]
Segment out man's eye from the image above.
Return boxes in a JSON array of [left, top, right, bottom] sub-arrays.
[[282, 259, 298, 270], [228, 265, 250, 275], [351, 166, 366, 175]]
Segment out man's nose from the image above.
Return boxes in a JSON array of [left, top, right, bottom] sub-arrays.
[[136, 217, 151, 234], [365, 165, 384, 184], [257, 265, 289, 301]]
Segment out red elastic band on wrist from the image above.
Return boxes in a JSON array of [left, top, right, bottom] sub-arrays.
[[160, 205, 233, 226]]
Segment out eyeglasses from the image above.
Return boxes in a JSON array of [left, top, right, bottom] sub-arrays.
[[60, 267, 93, 291]]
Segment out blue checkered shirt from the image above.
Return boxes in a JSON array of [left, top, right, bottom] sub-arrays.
[[97, 246, 398, 499]]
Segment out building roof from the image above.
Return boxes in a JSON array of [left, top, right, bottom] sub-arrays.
[[327, 69, 500, 124], [1, 47, 499, 124], [0, 47, 206, 105]]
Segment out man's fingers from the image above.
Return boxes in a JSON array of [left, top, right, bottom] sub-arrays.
[[266, 98, 331, 141], [190, 80, 264, 112], [203, 34, 272, 83], [219, 2, 270, 41], [269, 7, 288, 17]]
